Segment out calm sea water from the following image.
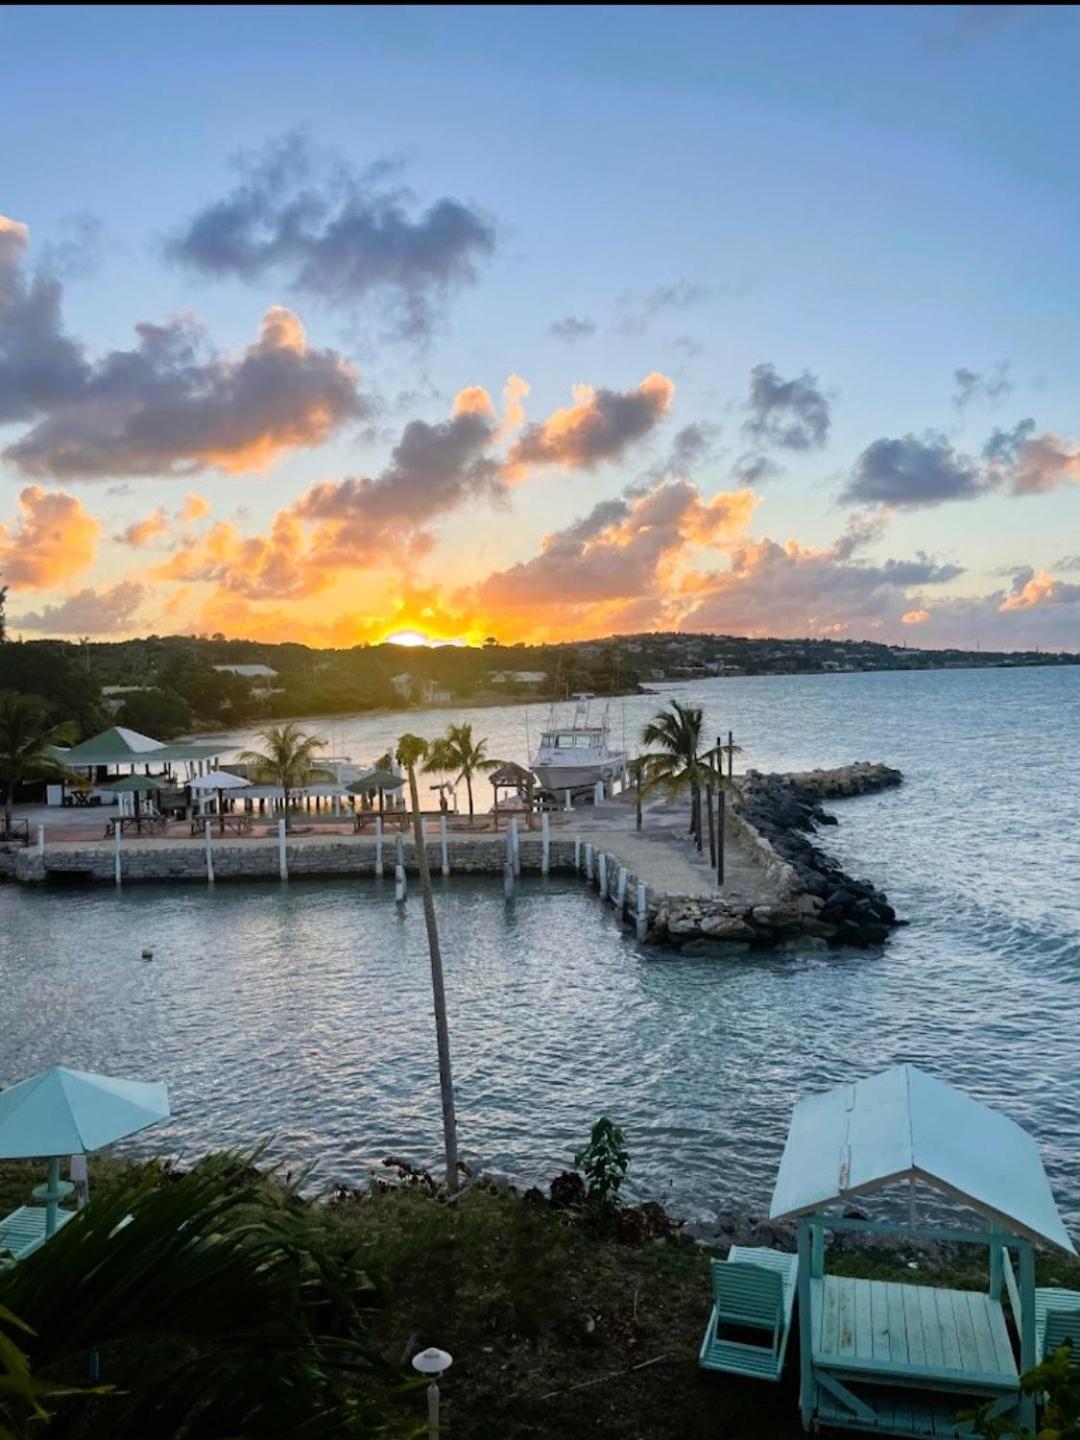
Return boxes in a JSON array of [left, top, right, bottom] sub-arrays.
[[2, 666, 1078, 1224]]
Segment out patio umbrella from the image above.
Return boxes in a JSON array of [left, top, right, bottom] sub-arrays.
[[347, 768, 404, 814], [103, 772, 169, 823], [190, 770, 252, 834], [0, 1066, 170, 1234]]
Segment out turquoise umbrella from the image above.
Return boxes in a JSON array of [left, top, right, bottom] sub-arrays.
[[0, 1066, 170, 1235]]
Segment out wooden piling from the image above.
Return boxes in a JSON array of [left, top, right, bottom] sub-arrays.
[[617, 866, 628, 915], [584, 843, 594, 881], [204, 820, 214, 884], [635, 882, 648, 941], [440, 813, 450, 877], [598, 850, 608, 896], [716, 789, 725, 887], [503, 827, 515, 900], [375, 815, 383, 877], [113, 822, 122, 888], [541, 811, 550, 875], [574, 837, 581, 872], [278, 819, 288, 880]]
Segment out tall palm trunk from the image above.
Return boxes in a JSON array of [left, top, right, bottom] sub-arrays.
[[283, 783, 291, 833], [465, 773, 474, 825], [405, 762, 460, 1193]]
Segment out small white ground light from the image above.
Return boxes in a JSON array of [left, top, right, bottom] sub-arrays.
[[412, 1347, 453, 1435]]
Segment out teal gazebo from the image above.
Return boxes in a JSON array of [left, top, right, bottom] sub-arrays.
[[0, 1067, 170, 1265], [769, 1064, 1076, 1436]]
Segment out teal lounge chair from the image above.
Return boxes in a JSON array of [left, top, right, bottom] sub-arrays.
[[1034, 1287, 1080, 1364], [699, 1245, 799, 1381], [0, 1205, 75, 1268]]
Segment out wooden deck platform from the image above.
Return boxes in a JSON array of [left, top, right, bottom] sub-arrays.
[[808, 1276, 1019, 1435]]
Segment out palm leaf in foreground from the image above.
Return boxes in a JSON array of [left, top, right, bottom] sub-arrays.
[[0, 1154, 397, 1439]]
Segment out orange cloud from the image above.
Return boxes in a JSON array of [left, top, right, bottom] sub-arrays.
[[0, 486, 100, 589], [451, 384, 496, 418], [999, 569, 1061, 611], [505, 371, 674, 480], [901, 608, 930, 624], [179, 491, 210, 523], [116, 507, 170, 547]]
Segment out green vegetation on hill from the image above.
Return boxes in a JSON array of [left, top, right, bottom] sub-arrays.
[[0, 629, 1074, 745]]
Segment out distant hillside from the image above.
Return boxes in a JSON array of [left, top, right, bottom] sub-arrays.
[[0, 630, 1074, 740]]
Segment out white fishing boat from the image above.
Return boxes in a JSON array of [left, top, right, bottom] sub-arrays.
[[530, 694, 626, 797]]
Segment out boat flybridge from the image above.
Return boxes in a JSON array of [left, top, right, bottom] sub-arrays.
[[529, 694, 626, 799]]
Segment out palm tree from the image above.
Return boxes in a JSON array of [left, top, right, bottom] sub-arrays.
[[398, 733, 460, 1194], [0, 692, 77, 838], [422, 722, 499, 826], [640, 699, 711, 848], [237, 723, 324, 833]]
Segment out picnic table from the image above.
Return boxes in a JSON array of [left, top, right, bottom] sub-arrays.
[[63, 791, 101, 807], [190, 814, 253, 836], [103, 814, 168, 837]]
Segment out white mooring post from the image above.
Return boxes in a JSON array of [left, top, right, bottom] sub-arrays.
[[598, 850, 608, 897], [204, 820, 214, 884], [277, 819, 288, 880], [440, 813, 449, 877], [564, 788, 572, 812], [584, 842, 594, 881], [503, 827, 515, 900], [593, 779, 604, 806], [636, 882, 648, 942], [113, 822, 122, 888], [395, 834, 406, 903], [541, 811, 550, 875], [510, 815, 520, 877], [36, 824, 45, 857], [375, 814, 384, 877], [617, 865, 628, 914]]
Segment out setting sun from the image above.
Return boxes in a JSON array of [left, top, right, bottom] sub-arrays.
[[382, 629, 433, 647]]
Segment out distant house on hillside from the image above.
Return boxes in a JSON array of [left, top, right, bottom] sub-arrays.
[[212, 663, 281, 697], [100, 684, 154, 714], [490, 670, 547, 687], [213, 664, 278, 679], [390, 673, 453, 705]]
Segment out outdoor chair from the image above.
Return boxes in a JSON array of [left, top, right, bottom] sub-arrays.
[[1035, 1287, 1080, 1365], [699, 1245, 798, 1381], [0, 1205, 75, 1268]]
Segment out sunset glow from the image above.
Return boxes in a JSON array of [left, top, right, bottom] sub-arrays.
[[1, 8, 1078, 653]]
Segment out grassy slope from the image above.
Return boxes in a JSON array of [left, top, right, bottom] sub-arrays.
[[4, 1159, 1079, 1440]]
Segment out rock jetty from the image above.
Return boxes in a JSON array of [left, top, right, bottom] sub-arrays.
[[650, 762, 903, 951]]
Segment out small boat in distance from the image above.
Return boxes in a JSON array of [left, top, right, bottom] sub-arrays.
[[530, 694, 626, 798]]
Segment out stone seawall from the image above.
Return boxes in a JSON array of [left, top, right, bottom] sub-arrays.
[[0, 762, 903, 952], [648, 762, 903, 952]]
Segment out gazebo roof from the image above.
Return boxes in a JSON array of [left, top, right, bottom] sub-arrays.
[[53, 726, 225, 768], [490, 762, 533, 786], [769, 1064, 1075, 1253], [59, 725, 164, 763]]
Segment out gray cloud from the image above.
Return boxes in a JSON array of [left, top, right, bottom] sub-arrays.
[[506, 372, 674, 475], [3, 304, 366, 481], [167, 133, 496, 340], [743, 363, 831, 451], [15, 580, 145, 635], [0, 217, 367, 480], [730, 451, 781, 487], [614, 280, 711, 336], [952, 362, 1013, 409], [841, 432, 986, 508], [643, 421, 722, 484], [548, 315, 597, 342], [983, 420, 1080, 495], [294, 407, 502, 567], [1055, 555, 1080, 571]]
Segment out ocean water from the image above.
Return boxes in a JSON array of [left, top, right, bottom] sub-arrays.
[[2, 666, 1078, 1225]]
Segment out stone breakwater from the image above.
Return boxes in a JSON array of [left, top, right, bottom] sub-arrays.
[[649, 761, 904, 952]]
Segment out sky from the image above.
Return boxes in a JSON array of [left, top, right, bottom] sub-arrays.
[[1, 3, 1079, 651]]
